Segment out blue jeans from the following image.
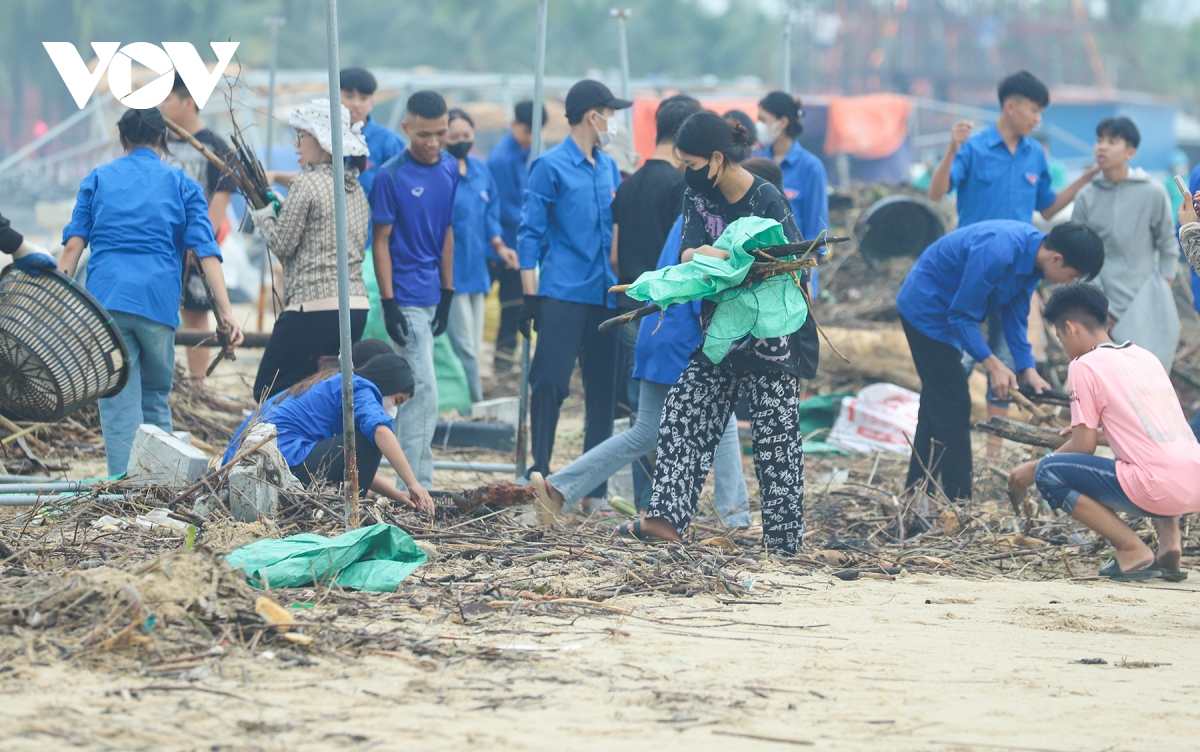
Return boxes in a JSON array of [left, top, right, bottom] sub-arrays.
[[394, 305, 437, 488], [548, 379, 750, 526], [1035, 453, 1163, 518], [100, 311, 176, 476]]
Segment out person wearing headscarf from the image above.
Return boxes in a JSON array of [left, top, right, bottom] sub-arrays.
[[251, 99, 371, 401], [224, 352, 434, 512], [60, 107, 244, 476]]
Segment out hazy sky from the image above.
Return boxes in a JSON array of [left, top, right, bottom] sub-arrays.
[[696, 0, 1200, 21]]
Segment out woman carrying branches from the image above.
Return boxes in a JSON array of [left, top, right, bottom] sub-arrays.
[[617, 112, 816, 554], [251, 99, 371, 401]]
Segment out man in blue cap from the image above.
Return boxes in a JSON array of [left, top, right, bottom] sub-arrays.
[[519, 79, 630, 505]]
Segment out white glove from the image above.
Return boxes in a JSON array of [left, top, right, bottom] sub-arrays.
[[249, 204, 278, 226], [11, 240, 47, 259]]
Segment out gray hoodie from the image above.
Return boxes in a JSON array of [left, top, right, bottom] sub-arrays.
[[1072, 168, 1179, 370]]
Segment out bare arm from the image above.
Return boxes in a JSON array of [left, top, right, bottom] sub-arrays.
[[199, 255, 245, 348], [1039, 166, 1100, 220], [373, 424, 433, 512], [1056, 424, 1099, 456], [59, 237, 85, 276], [439, 227, 454, 290], [207, 190, 232, 236], [265, 170, 299, 189], [610, 224, 620, 274], [521, 268, 539, 295], [373, 224, 394, 298], [929, 120, 973, 202]]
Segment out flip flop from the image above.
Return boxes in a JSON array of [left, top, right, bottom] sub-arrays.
[[529, 472, 561, 526], [1155, 553, 1188, 582], [617, 519, 653, 541], [1157, 567, 1189, 582], [1098, 558, 1159, 582]]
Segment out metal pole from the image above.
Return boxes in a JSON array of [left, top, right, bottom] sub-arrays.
[[324, 0, 359, 529], [781, 5, 793, 92], [611, 8, 633, 133], [263, 16, 285, 171], [517, 0, 548, 480], [259, 15, 285, 334]]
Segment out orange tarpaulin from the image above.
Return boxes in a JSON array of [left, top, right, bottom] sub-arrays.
[[823, 93, 912, 160], [632, 96, 760, 162]]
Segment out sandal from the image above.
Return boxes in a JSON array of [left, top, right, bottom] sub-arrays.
[[529, 472, 562, 526], [617, 519, 654, 541], [1098, 558, 1159, 582], [1156, 553, 1188, 582]]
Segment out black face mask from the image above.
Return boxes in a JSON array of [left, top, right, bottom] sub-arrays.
[[684, 160, 720, 193], [446, 141, 473, 160]]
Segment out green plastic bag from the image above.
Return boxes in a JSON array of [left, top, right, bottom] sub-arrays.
[[225, 523, 427, 592], [624, 217, 808, 363], [434, 334, 472, 414]]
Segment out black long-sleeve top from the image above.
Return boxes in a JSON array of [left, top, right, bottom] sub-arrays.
[[0, 213, 23, 255]]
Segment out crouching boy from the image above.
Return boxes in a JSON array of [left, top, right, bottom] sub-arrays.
[[1008, 284, 1200, 581]]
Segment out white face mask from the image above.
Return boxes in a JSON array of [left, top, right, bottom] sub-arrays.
[[383, 396, 399, 420], [593, 111, 617, 148], [756, 120, 781, 147]]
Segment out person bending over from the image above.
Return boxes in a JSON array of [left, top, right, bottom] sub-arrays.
[[225, 353, 433, 513], [1008, 284, 1200, 581]]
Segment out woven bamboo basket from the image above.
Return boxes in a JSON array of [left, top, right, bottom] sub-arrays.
[[0, 266, 129, 422]]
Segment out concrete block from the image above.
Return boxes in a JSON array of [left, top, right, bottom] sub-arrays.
[[228, 465, 279, 522], [125, 425, 210, 486], [470, 397, 519, 425], [226, 422, 301, 522], [172, 431, 194, 446]]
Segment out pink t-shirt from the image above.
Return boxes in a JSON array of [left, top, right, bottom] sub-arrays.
[[1069, 343, 1200, 515]]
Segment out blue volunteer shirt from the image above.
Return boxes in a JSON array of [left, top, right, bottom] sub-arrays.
[[488, 132, 531, 249], [358, 115, 405, 199], [896, 220, 1045, 371], [517, 135, 621, 307], [632, 216, 705, 385], [950, 125, 1056, 226], [370, 150, 459, 307], [222, 374, 393, 467], [62, 147, 221, 328], [451, 155, 504, 294], [754, 139, 830, 241]]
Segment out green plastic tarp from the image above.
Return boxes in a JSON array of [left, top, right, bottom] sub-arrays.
[[623, 216, 809, 363], [362, 245, 472, 414], [225, 523, 427, 592], [799, 392, 854, 457]]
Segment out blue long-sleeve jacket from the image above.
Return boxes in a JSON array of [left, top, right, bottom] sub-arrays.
[[517, 135, 620, 307], [487, 132, 530, 249], [896, 220, 1045, 371]]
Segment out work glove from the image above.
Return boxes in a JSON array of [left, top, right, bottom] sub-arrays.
[[248, 203, 278, 230], [381, 297, 410, 348], [11, 241, 57, 275], [431, 288, 455, 337], [518, 294, 540, 339]]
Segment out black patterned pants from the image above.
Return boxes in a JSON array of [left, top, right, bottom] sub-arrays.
[[647, 360, 805, 554]]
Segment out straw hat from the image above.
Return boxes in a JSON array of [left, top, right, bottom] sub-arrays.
[[289, 98, 369, 157]]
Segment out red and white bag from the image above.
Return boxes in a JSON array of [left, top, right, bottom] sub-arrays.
[[827, 383, 920, 455]]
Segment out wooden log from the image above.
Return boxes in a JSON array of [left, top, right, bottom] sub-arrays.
[[974, 416, 1066, 449]]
